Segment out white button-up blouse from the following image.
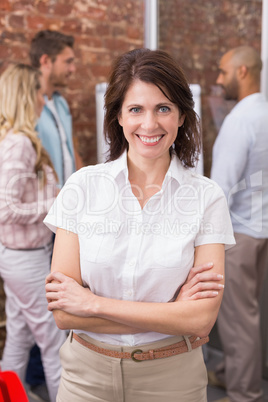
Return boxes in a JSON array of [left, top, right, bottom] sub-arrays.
[[44, 152, 235, 346]]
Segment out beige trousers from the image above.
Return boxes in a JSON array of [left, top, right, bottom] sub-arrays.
[[57, 332, 208, 402], [217, 232, 268, 402]]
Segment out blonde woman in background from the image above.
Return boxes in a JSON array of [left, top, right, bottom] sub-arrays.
[[0, 64, 66, 402]]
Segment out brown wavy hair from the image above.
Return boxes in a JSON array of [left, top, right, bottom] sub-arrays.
[[104, 48, 201, 168]]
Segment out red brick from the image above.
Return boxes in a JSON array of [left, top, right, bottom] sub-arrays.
[[26, 15, 49, 30], [127, 25, 142, 40], [12, 0, 36, 11], [36, 2, 73, 16], [8, 14, 25, 29], [81, 50, 98, 66], [1, 30, 28, 43], [85, 7, 107, 21], [76, 36, 102, 49], [0, 44, 11, 59], [111, 25, 126, 37], [0, 0, 11, 11], [61, 19, 84, 34], [9, 45, 29, 61], [95, 0, 110, 6], [104, 38, 130, 53], [90, 64, 111, 79], [96, 24, 110, 36]]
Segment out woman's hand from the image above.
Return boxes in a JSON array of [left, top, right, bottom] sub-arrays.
[[175, 262, 224, 302], [45, 271, 97, 317]]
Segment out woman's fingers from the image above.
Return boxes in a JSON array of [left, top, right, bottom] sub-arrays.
[[45, 272, 74, 306], [190, 290, 221, 300], [47, 299, 62, 311], [187, 272, 224, 288], [176, 264, 224, 301], [45, 272, 95, 317], [46, 271, 69, 284], [182, 275, 224, 298], [190, 280, 224, 293], [186, 262, 214, 282]]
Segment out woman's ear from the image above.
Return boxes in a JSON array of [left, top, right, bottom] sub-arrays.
[[179, 113, 185, 127], [118, 113, 122, 127]]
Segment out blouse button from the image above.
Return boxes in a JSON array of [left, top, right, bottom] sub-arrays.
[[129, 259, 136, 267]]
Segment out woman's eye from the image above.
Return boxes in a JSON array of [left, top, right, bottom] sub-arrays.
[[130, 107, 141, 113], [159, 106, 170, 113]]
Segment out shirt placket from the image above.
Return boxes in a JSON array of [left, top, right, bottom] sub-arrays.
[[120, 185, 143, 345]]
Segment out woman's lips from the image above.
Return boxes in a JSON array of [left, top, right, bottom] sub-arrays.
[[137, 135, 164, 145]]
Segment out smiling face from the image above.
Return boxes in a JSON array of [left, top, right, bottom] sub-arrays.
[[118, 80, 185, 164]]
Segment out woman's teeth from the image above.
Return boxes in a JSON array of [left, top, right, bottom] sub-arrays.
[[138, 135, 162, 143]]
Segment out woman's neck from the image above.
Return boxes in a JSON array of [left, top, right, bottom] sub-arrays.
[[127, 152, 171, 208]]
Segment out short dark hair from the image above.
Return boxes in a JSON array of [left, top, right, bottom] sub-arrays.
[[104, 48, 201, 168], [29, 30, 74, 68]]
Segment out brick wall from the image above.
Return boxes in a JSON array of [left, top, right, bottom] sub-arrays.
[[159, 0, 262, 176], [0, 0, 144, 165]]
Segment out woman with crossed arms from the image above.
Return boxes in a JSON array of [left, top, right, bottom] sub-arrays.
[[45, 49, 235, 402]]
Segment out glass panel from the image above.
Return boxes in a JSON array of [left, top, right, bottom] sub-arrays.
[[158, 0, 262, 177]]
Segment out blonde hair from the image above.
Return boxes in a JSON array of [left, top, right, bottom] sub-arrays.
[[0, 63, 57, 184]]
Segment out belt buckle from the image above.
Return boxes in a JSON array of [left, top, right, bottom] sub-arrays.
[[131, 349, 143, 362]]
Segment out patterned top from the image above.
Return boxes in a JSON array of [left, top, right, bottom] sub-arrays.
[[0, 131, 57, 249]]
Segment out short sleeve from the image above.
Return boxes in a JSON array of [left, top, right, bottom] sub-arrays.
[[44, 171, 85, 234], [195, 181, 235, 250]]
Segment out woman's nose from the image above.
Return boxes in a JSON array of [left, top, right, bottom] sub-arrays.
[[141, 112, 158, 131]]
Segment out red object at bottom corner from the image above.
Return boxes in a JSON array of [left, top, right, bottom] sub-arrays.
[[0, 371, 29, 402]]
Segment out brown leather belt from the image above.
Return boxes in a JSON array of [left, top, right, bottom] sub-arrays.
[[73, 333, 209, 362]]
